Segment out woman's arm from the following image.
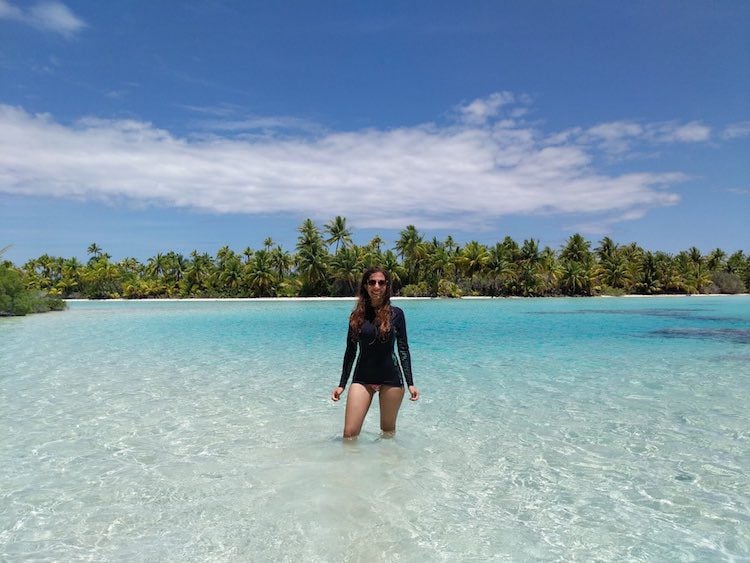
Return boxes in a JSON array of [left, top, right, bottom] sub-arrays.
[[393, 308, 414, 387], [338, 328, 357, 389]]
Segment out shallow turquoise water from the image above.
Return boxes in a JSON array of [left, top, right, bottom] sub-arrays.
[[1, 297, 749, 561]]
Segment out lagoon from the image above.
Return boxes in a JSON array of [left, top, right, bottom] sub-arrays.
[[1, 297, 749, 560]]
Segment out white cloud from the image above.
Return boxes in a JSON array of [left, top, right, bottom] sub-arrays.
[[456, 91, 517, 125], [652, 121, 711, 143], [580, 120, 711, 155], [587, 121, 644, 141], [723, 121, 750, 140], [584, 121, 644, 154], [0, 0, 85, 37], [0, 98, 688, 231]]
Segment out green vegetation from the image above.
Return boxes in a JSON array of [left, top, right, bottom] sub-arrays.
[[1, 258, 66, 316], [4, 217, 749, 301]]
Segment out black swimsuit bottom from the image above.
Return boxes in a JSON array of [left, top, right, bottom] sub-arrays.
[[338, 305, 414, 389]]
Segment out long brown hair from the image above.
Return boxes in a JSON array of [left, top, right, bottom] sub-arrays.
[[349, 267, 392, 339]]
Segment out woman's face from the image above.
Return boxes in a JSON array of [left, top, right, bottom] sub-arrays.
[[366, 271, 387, 306]]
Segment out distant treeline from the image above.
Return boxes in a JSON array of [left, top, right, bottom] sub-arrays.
[[2, 218, 748, 313]]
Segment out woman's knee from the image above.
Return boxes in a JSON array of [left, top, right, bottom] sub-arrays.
[[343, 425, 361, 439]]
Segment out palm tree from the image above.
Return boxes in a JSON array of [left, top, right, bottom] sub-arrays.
[[686, 246, 702, 266], [215, 245, 236, 268], [369, 235, 384, 254], [515, 240, 543, 296], [706, 248, 726, 272], [595, 236, 618, 263], [246, 250, 276, 297], [458, 241, 490, 279], [297, 218, 323, 247], [184, 251, 214, 296], [395, 225, 423, 283], [679, 247, 711, 294], [654, 253, 684, 294], [486, 243, 517, 295], [87, 243, 103, 260], [599, 254, 632, 290], [725, 251, 746, 275], [444, 235, 458, 255], [519, 239, 540, 263], [498, 236, 520, 262], [560, 260, 594, 296], [538, 247, 562, 295], [55, 273, 79, 297], [637, 252, 661, 295], [164, 252, 187, 295], [118, 258, 142, 289], [58, 257, 83, 296], [324, 216, 353, 253], [295, 219, 329, 295], [81, 258, 122, 298], [560, 233, 592, 263], [427, 246, 451, 292], [515, 264, 541, 296], [219, 256, 244, 295], [330, 246, 361, 295], [381, 250, 405, 292], [23, 255, 49, 289], [263, 237, 274, 251], [146, 253, 168, 279], [270, 245, 293, 281]]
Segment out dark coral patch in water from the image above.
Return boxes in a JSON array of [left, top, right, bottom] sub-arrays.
[[652, 328, 750, 344], [530, 309, 744, 322]]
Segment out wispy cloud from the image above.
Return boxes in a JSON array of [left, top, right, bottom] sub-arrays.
[[652, 121, 711, 143], [0, 0, 85, 38], [0, 95, 698, 231], [456, 91, 521, 125], [567, 209, 649, 237], [576, 119, 712, 156], [0, 0, 22, 19], [723, 121, 750, 140], [180, 104, 326, 138]]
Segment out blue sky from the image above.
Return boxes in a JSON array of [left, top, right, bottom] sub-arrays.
[[1, 1, 748, 264]]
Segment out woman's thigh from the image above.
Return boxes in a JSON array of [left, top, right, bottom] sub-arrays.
[[378, 385, 405, 433], [343, 383, 374, 437]]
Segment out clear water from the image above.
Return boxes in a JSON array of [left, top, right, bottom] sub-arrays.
[[1, 297, 749, 561]]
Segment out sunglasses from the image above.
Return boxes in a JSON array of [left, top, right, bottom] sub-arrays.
[[367, 279, 388, 287]]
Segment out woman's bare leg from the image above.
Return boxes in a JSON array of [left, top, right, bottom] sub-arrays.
[[378, 385, 405, 436], [343, 383, 374, 439]]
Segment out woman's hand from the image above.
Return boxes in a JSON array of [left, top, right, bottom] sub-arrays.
[[331, 386, 345, 401], [408, 385, 420, 401]]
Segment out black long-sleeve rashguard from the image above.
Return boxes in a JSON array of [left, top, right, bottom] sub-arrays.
[[338, 305, 414, 389]]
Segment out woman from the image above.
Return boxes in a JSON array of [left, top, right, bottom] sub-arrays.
[[332, 267, 419, 439]]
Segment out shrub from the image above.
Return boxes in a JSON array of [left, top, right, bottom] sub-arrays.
[[711, 271, 746, 294], [0, 264, 67, 316], [437, 279, 462, 298], [400, 282, 432, 297]]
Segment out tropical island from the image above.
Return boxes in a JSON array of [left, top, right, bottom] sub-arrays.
[[1, 217, 748, 314]]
